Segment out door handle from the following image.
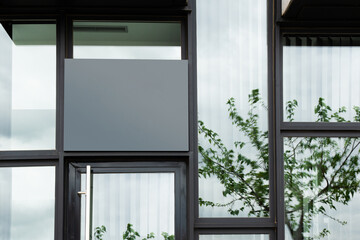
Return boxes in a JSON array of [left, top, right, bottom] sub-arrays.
[[78, 165, 91, 240]]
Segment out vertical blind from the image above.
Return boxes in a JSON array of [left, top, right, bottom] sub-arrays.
[[283, 36, 360, 122], [197, 0, 268, 217], [81, 173, 175, 239]]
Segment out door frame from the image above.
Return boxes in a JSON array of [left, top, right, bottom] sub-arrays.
[[65, 159, 187, 240]]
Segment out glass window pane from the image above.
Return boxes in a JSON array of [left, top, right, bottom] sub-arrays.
[[197, 0, 269, 217], [0, 23, 56, 150], [283, 36, 360, 122], [81, 173, 174, 239], [199, 235, 269, 240], [73, 21, 181, 59], [0, 166, 56, 239], [284, 137, 360, 240]]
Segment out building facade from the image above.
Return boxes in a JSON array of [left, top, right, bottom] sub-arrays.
[[0, 0, 360, 239]]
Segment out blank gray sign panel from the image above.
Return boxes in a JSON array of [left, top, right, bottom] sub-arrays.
[[64, 59, 188, 151]]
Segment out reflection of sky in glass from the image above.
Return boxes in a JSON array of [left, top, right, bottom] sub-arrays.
[[283, 46, 360, 122], [197, 0, 268, 217], [0, 24, 56, 150], [284, 137, 360, 240], [81, 173, 174, 239], [199, 234, 269, 240], [74, 46, 181, 59], [12, 46, 56, 109], [73, 21, 181, 60], [0, 167, 55, 240]]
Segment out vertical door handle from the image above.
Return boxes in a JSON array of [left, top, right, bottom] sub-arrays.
[[77, 165, 91, 240]]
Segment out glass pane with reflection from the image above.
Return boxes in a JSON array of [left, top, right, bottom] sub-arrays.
[[284, 137, 360, 240], [0, 166, 55, 239], [0, 23, 56, 150], [197, 0, 269, 217], [283, 36, 360, 122], [199, 235, 269, 240], [81, 173, 175, 239], [73, 21, 181, 59]]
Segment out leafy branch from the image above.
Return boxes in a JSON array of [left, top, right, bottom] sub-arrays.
[[199, 89, 360, 240], [93, 223, 174, 240]]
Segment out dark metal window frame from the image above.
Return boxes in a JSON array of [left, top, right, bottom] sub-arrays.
[[195, 228, 276, 240], [66, 15, 188, 60], [0, 17, 59, 160], [0, 159, 59, 238], [65, 159, 187, 240], [0, 7, 196, 240], [0, 17, 63, 239], [5, 0, 351, 239], [192, 0, 277, 239], [275, 0, 360, 238]]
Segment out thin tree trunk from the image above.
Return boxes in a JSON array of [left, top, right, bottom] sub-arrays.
[[286, 210, 304, 240], [293, 209, 304, 240]]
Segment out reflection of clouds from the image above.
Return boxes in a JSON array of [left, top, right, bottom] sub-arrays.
[[0, 109, 55, 150], [10, 203, 54, 240], [0, 167, 55, 240], [12, 45, 56, 109], [0, 24, 12, 141], [197, 0, 268, 149], [197, 0, 268, 217], [283, 46, 360, 122], [74, 46, 181, 60], [0, 24, 56, 150], [199, 234, 269, 240], [0, 168, 11, 239], [0, 24, 12, 87]]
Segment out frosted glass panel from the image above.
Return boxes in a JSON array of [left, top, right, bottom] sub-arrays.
[[0, 23, 56, 150], [64, 59, 188, 151], [197, 0, 269, 217], [283, 36, 360, 122], [0, 167, 55, 240], [199, 235, 269, 240], [284, 137, 360, 240], [81, 173, 174, 239]]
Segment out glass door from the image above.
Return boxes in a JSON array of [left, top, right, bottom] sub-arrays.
[[66, 161, 186, 240]]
